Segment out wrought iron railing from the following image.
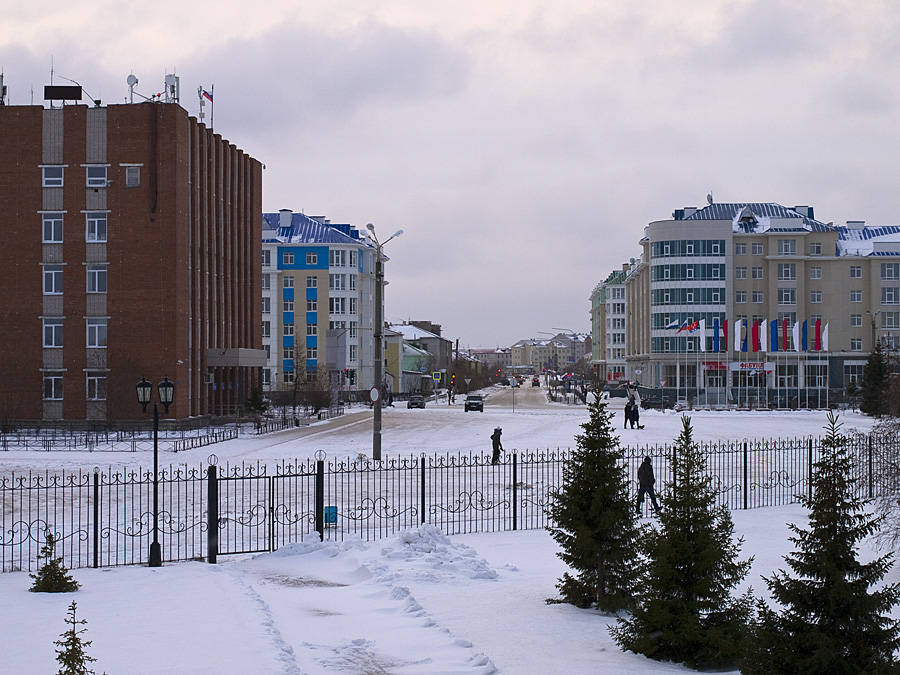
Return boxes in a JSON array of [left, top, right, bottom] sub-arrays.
[[2, 433, 898, 573]]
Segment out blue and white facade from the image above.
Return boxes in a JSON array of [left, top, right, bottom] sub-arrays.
[[261, 210, 376, 394]]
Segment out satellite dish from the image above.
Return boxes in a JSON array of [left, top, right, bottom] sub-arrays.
[[707, 192, 714, 205], [126, 74, 138, 86], [630, 258, 635, 265]]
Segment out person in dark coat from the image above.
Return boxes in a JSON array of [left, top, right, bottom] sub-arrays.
[[624, 399, 634, 429], [637, 456, 661, 514], [631, 401, 642, 429], [491, 427, 504, 464]]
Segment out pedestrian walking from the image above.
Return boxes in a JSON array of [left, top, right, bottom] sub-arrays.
[[491, 427, 504, 464], [624, 399, 634, 429], [637, 456, 661, 514]]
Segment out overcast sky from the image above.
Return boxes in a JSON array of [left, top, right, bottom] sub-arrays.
[[3, 1, 899, 347]]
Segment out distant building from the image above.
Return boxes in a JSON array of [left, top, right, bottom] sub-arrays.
[[0, 96, 263, 421]]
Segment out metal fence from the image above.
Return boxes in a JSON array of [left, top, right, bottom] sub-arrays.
[[2, 433, 898, 573], [0, 427, 238, 453]]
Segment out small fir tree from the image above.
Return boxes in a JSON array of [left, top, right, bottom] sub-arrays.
[[545, 391, 639, 612], [30, 530, 79, 593], [744, 411, 900, 675], [612, 415, 753, 670], [861, 341, 888, 416], [244, 388, 269, 430], [54, 601, 100, 675]]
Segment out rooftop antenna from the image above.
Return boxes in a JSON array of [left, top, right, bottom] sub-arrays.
[[0, 71, 6, 107], [59, 75, 101, 106], [127, 74, 138, 103], [164, 73, 179, 104]]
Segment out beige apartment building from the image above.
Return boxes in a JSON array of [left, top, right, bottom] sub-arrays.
[[591, 202, 900, 406]]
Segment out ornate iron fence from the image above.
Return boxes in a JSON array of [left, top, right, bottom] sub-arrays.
[[3, 433, 898, 573]]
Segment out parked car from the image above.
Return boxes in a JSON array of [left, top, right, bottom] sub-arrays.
[[640, 395, 672, 410], [407, 395, 426, 409], [464, 394, 484, 412]]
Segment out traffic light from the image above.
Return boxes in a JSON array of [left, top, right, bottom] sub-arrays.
[[451, 373, 456, 385], [496, 369, 501, 377]]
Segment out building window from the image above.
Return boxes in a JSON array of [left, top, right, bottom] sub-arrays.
[[851, 314, 862, 327], [711, 243, 720, 255], [349, 274, 357, 291], [283, 347, 294, 360], [809, 242, 822, 255], [735, 243, 747, 255], [330, 250, 346, 267], [262, 321, 271, 338], [263, 344, 270, 359], [850, 266, 862, 278], [736, 291, 747, 303], [752, 267, 763, 279], [307, 348, 318, 360], [850, 290, 862, 303], [350, 321, 358, 338], [735, 267, 747, 279], [752, 291, 764, 303], [283, 275, 294, 288], [284, 323, 294, 336], [262, 297, 271, 314], [85, 165, 107, 188], [262, 250, 271, 267], [306, 275, 317, 288], [43, 266, 63, 295], [86, 265, 107, 293], [349, 344, 357, 362], [851, 338, 862, 351], [43, 372, 63, 400], [124, 166, 140, 187], [810, 290, 822, 304], [810, 266, 822, 280], [685, 243, 694, 255], [42, 213, 63, 243], [777, 263, 796, 281], [307, 324, 317, 336], [261, 274, 270, 291], [349, 250, 357, 267], [882, 287, 899, 305], [329, 297, 346, 314], [306, 300, 317, 312], [43, 319, 63, 347], [283, 251, 294, 265], [284, 371, 295, 384], [711, 291, 720, 303], [86, 372, 107, 400], [330, 274, 346, 291], [262, 369, 271, 386], [778, 288, 796, 305], [777, 239, 796, 255], [283, 300, 294, 312], [883, 312, 900, 329], [882, 263, 900, 280], [686, 267, 694, 279], [752, 243, 763, 255], [42, 166, 64, 187], [86, 212, 107, 242], [306, 252, 317, 265], [86, 318, 107, 348], [349, 297, 357, 314]]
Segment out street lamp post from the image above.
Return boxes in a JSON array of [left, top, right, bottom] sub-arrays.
[[136, 376, 175, 567], [867, 310, 882, 351], [367, 223, 403, 461]]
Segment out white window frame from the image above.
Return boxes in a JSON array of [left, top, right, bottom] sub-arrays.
[[851, 338, 862, 351], [809, 242, 822, 255], [86, 372, 107, 400], [752, 267, 763, 279], [307, 300, 317, 312], [306, 324, 317, 336], [262, 250, 271, 267], [86, 212, 108, 243], [283, 275, 294, 288], [44, 319, 63, 347], [86, 265, 107, 293], [735, 267, 747, 279], [283, 300, 294, 312], [86, 318, 107, 348], [850, 290, 862, 303], [42, 212, 63, 243], [283, 251, 295, 265], [752, 291, 764, 303], [124, 165, 141, 187], [882, 263, 900, 280], [261, 321, 271, 338], [349, 297, 357, 315], [850, 266, 862, 279], [736, 291, 747, 303], [284, 323, 295, 336], [43, 266, 63, 295], [85, 165, 108, 188], [882, 287, 899, 305], [43, 372, 64, 400], [306, 275, 317, 288], [752, 243, 763, 255], [261, 274, 270, 291], [810, 290, 822, 304], [306, 252, 317, 265], [851, 314, 862, 328], [262, 297, 271, 314], [42, 166, 64, 187]]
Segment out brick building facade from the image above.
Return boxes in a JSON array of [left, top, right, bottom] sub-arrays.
[[0, 100, 263, 421]]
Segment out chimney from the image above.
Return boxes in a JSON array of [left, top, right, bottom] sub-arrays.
[[278, 209, 292, 229]]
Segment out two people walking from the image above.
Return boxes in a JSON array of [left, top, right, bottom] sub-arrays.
[[624, 395, 643, 429], [491, 427, 503, 464]]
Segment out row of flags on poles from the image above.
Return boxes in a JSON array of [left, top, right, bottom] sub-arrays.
[[664, 318, 829, 353]]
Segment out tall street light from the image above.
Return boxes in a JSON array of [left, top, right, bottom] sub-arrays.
[[867, 310, 882, 351], [136, 376, 175, 567], [367, 223, 403, 461]]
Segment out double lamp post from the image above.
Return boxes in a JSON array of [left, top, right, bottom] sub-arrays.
[[135, 376, 175, 567]]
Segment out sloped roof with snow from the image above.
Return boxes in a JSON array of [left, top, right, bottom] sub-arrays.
[[262, 212, 372, 247], [836, 224, 900, 257], [389, 324, 448, 343], [683, 203, 834, 233]]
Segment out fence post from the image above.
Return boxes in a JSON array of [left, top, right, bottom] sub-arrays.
[[315, 457, 324, 541], [742, 441, 748, 510], [93, 468, 99, 568], [420, 457, 426, 525], [207, 465, 218, 564], [808, 437, 814, 503], [268, 476, 275, 553], [868, 435, 874, 499], [512, 452, 518, 531]]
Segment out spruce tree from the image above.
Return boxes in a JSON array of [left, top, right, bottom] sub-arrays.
[[54, 601, 99, 675], [545, 391, 639, 612], [861, 341, 888, 416], [612, 415, 753, 670], [30, 530, 79, 593], [744, 411, 900, 675]]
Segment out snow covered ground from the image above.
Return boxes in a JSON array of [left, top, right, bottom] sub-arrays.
[[0, 389, 890, 674]]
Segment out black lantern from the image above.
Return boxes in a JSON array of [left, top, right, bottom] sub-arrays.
[[158, 377, 174, 413], [136, 377, 153, 412]]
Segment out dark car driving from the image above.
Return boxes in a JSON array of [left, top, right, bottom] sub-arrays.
[[464, 394, 484, 412], [640, 395, 672, 410], [407, 395, 426, 409]]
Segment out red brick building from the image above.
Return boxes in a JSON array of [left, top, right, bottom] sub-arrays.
[[0, 100, 263, 421]]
